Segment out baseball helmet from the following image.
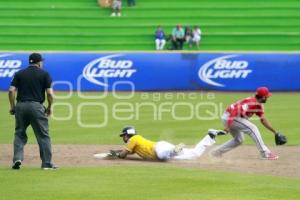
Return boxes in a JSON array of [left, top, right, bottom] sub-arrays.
[[256, 87, 272, 97], [119, 126, 136, 137]]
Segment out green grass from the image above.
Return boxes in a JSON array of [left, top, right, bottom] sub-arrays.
[[1, 92, 300, 145], [0, 0, 300, 50], [0, 166, 299, 200], [1, 91, 299, 199]]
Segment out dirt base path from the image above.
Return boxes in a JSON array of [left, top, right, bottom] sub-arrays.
[[1, 144, 299, 178]]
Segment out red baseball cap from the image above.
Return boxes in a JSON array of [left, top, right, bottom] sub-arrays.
[[256, 87, 272, 97]]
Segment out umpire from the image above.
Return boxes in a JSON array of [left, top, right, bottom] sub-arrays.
[[8, 53, 57, 170]]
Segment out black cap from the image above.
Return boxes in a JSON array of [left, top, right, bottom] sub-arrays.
[[29, 53, 44, 64]]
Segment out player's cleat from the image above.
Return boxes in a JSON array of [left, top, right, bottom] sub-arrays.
[[12, 160, 22, 170], [111, 13, 116, 17], [117, 13, 121, 17], [42, 164, 58, 170], [173, 143, 185, 154], [262, 152, 279, 160], [208, 129, 226, 139]]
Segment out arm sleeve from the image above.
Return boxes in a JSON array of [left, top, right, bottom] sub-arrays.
[[172, 29, 176, 37], [44, 72, 52, 89], [180, 29, 185, 37], [126, 137, 137, 152], [256, 105, 264, 118], [10, 73, 19, 87]]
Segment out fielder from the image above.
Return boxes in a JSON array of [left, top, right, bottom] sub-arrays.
[[94, 127, 225, 161], [211, 86, 287, 160]]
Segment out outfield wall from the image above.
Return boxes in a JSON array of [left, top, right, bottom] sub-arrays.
[[1, 52, 300, 91]]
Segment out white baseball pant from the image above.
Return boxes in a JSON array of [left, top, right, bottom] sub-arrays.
[[155, 39, 166, 50], [155, 135, 215, 160]]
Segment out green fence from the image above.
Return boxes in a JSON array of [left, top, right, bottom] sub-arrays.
[[0, 0, 299, 51]]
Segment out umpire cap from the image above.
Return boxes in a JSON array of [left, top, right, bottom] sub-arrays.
[[119, 127, 136, 137], [29, 53, 44, 64]]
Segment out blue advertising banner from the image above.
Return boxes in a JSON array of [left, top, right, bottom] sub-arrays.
[[1, 52, 300, 91]]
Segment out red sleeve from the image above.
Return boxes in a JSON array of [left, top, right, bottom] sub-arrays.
[[256, 105, 264, 118]]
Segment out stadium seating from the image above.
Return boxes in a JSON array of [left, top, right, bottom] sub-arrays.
[[0, 0, 299, 51]]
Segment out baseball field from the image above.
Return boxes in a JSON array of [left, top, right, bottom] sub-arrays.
[[0, 91, 299, 200]]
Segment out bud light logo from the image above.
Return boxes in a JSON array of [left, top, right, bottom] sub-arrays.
[[83, 54, 136, 87], [198, 55, 252, 87], [0, 54, 22, 78]]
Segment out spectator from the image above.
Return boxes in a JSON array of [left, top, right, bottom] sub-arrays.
[[111, 0, 122, 17], [155, 26, 166, 50], [184, 26, 193, 48], [192, 26, 202, 49], [127, 0, 136, 7], [164, 34, 173, 50], [171, 24, 185, 50], [99, 0, 112, 8]]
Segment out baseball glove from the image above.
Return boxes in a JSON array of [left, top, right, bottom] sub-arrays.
[[108, 150, 122, 158], [275, 133, 287, 145]]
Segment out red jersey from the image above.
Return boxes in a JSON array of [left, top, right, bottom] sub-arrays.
[[225, 97, 264, 128]]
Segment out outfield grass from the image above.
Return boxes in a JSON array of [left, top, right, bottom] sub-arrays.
[[1, 92, 300, 145], [1, 92, 299, 199], [0, 166, 299, 200]]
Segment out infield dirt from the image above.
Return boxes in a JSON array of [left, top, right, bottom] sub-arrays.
[[1, 145, 299, 178]]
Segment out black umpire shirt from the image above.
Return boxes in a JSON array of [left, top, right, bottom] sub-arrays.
[[11, 65, 52, 103]]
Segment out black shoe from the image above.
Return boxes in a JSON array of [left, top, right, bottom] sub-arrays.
[[42, 164, 58, 170], [12, 160, 22, 170], [208, 129, 226, 139]]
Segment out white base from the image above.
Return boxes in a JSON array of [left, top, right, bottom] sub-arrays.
[[93, 153, 110, 159]]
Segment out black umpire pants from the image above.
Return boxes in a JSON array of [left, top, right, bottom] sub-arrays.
[[13, 101, 53, 168]]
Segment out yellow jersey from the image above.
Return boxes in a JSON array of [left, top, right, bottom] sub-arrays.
[[126, 135, 157, 160]]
